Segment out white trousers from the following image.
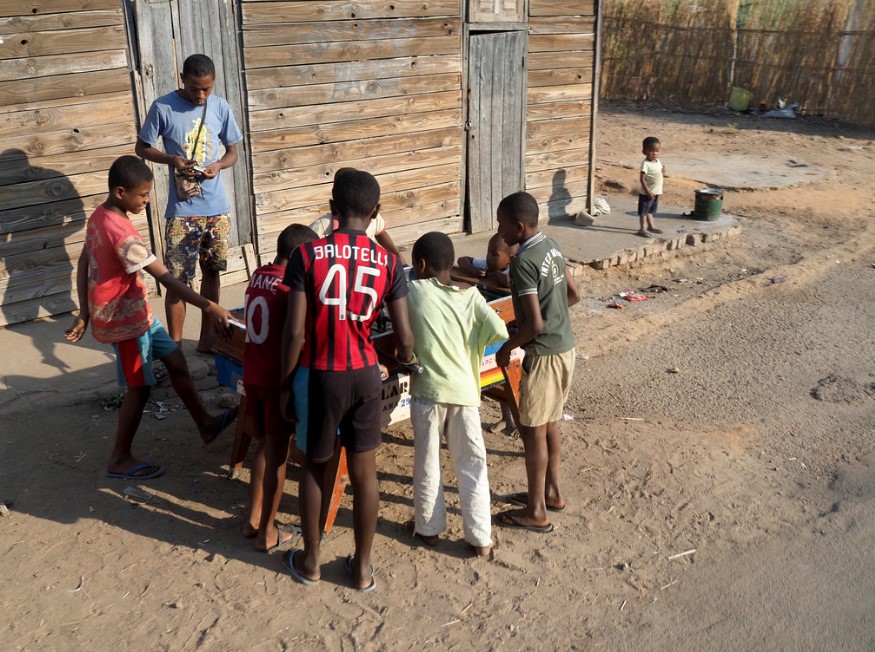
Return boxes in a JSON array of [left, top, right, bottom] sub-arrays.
[[411, 397, 492, 547]]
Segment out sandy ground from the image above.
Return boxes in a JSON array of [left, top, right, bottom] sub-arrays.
[[2, 104, 875, 650]]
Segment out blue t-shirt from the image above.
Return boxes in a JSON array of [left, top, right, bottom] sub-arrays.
[[139, 90, 243, 218]]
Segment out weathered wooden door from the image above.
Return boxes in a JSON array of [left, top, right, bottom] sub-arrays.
[[125, 0, 253, 257], [466, 30, 527, 233]]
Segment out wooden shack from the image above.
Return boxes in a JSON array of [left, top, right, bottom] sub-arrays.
[[0, 0, 141, 327], [0, 0, 599, 326], [239, 0, 600, 260]]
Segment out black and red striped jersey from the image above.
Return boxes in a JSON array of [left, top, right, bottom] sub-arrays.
[[242, 263, 288, 386], [283, 229, 407, 371]]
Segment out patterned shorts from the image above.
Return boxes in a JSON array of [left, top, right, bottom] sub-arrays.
[[164, 214, 230, 282]]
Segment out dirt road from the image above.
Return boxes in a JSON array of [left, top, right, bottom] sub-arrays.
[[2, 105, 874, 650]]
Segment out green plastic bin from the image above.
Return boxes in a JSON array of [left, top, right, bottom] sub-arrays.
[[694, 188, 724, 221]]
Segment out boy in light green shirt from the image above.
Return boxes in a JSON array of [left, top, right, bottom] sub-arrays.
[[407, 232, 508, 557]]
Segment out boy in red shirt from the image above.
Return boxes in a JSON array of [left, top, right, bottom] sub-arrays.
[[65, 156, 236, 480], [241, 224, 317, 552], [281, 169, 414, 592]]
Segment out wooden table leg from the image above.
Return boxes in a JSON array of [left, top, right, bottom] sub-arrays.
[[228, 395, 252, 480], [320, 440, 350, 536], [500, 358, 524, 429]]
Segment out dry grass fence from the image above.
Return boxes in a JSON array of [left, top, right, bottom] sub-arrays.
[[600, 0, 875, 126]]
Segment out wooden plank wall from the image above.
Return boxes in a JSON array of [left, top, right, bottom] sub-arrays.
[[526, 0, 596, 220], [239, 0, 464, 259], [0, 0, 140, 327]]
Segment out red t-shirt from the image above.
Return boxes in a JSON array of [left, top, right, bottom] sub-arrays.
[[242, 263, 289, 386], [85, 204, 157, 343], [284, 229, 407, 371]]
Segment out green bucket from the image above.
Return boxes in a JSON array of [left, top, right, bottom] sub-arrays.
[[694, 188, 724, 220]]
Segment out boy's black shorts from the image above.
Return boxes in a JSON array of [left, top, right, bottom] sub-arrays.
[[299, 366, 382, 463], [638, 193, 659, 217]]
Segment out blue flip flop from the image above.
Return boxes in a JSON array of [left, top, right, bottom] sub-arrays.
[[345, 554, 377, 593], [106, 462, 165, 480], [282, 549, 319, 586], [204, 408, 237, 445]]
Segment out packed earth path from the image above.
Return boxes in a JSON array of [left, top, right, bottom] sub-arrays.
[[1, 104, 874, 650]]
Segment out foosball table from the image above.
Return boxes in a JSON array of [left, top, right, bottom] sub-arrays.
[[213, 274, 522, 535]]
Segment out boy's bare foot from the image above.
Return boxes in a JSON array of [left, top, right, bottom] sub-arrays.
[[106, 459, 165, 480], [196, 339, 215, 354], [241, 522, 258, 538], [506, 491, 567, 513], [255, 527, 298, 553], [469, 544, 491, 557], [201, 408, 238, 445], [282, 549, 320, 585], [414, 532, 439, 547], [647, 226, 664, 234], [636, 229, 651, 238], [495, 509, 554, 533], [488, 418, 510, 434]]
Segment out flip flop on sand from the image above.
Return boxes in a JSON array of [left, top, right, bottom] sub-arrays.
[[106, 462, 165, 480], [259, 525, 300, 553], [282, 549, 319, 586], [495, 509, 554, 533], [204, 408, 237, 446], [345, 554, 376, 593], [506, 492, 567, 513]]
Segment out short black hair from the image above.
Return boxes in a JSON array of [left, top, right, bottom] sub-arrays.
[[276, 223, 318, 260], [497, 191, 539, 228], [643, 136, 660, 149], [331, 168, 380, 218], [412, 232, 455, 272], [182, 54, 216, 79], [108, 155, 153, 191]]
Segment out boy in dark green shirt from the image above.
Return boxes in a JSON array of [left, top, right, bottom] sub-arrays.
[[495, 192, 580, 533]]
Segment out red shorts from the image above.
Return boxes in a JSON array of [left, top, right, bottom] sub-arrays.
[[243, 384, 292, 439]]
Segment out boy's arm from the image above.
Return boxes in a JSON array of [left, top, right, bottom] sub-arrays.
[[478, 297, 510, 348], [144, 259, 232, 336], [280, 289, 307, 420], [566, 268, 580, 307], [496, 293, 542, 368], [135, 138, 196, 176], [64, 249, 90, 343], [640, 170, 654, 199], [482, 270, 511, 290], [456, 257, 484, 277], [281, 289, 307, 383], [386, 297, 414, 363], [375, 231, 406, 266]]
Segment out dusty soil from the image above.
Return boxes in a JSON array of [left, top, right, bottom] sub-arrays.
[[2, 104, 875, 650]]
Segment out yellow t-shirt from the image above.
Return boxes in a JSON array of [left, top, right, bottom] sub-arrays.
[[407, 278, 509, 407], [641, 158, 664, 195]]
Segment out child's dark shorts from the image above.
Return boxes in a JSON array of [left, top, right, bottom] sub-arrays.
[[243, 384, 291, 440], [293, 366, 382, 463], [637, 194, 659, 217]]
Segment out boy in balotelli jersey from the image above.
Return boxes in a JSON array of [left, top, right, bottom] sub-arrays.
[[241, 224, 317, 552], [281, 169, 414, 592]]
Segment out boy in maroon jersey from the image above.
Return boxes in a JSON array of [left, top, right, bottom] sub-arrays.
[[281, 169, 414, 592], [241, 224, 318, 552]]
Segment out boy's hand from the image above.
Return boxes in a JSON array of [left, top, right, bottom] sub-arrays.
[[200, 163, 221, 179], [496, 342, 512, 368], [64, 315, 88, 343], [172, 156, 199, 177], [204, 302, 233, 340]]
